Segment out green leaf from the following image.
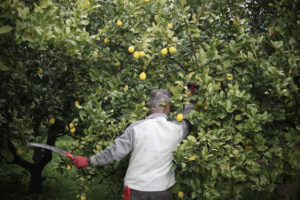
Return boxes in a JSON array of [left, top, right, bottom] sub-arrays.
[[235, 114, 242, 121], [212, 168, 218, 179], [0, 25, 13, 34], [234, 133, 243, 145], [0, 62, 11, 71], [81, 20, 90, 25], [187, 135, 197, 143]]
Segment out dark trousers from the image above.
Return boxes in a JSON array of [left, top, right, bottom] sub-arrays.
[[124, 187, 172, 200]]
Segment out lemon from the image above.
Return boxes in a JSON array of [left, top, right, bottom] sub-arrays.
[[128, 46, 135, 53], [114, 61, 120, 67], [169, 47, 176, 54], [241, 108, 245, 112], [139, 51, 146, 58], [178, 191, 184, 199], [116, 20, 122, 27], [167, 23, 173, 29], [196, 167, 200, 173], [38, 68, 43, 75], [16, 148, 23, 156], [49, 118, 55, 125], [160, 48, 168, 56], [139, 72, 146, 81], [69, 122, 75, 129], [144, 0, 150, 2], [227, 75, 233, 81], [65, 125, 69, 132], [268, 29, 274, 35], [188, 155, 197, 161], [195, 101, 203, 110], [204, 104, 209, 110], [93, 51, 98, 57], [66, 165, 71, 171], [104, 38, 109, 44], [70, 127, 76, 134], [133, 51, 140, 59], [80, 195, 86, 200], [74, 101, 80, 106], [176, 113, 183, 122]]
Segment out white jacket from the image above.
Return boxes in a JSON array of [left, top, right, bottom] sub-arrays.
[[89, 113, 189, 191]]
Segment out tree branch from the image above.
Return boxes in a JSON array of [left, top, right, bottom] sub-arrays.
[[7, 140, 34, 171], [183, 18, 199, 68]]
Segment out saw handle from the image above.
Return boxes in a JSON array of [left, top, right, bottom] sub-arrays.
[[65, 152, 75, 160]]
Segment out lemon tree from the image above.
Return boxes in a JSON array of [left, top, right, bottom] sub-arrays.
[[0, 0, 299, 199]]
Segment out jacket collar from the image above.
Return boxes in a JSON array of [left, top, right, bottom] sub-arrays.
[[147, 113, 168, 119]]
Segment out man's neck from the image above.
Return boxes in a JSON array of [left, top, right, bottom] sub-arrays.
[[152, 110, 166, 114]]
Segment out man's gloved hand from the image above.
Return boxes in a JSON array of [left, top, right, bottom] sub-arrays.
[[65, 152, 88, 168]]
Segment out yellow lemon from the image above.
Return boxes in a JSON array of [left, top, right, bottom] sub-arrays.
[[70, 127, 76, 134], [169, 47, 176, 54], [227, 75, 233, 81], [38, 68, 43, 75], [75, 101, 80, 106], [139, 72, 146, 81], [268, 29, 274, 35], [196, 167, 200, 173], [195, 101, 203, 110], [16, 148, 23, 156], [65, 125, 69, 132], [176, 113, 183, 122], [241, 108, 245, 112], [49, 118, 55, 125], [167, 23, 173, 29], [178, 191, 184, 199], [93, 51, 98, 57], [189, 155, 197, 161], [128, 46, 135, 53], [116, 20, 122, 27], [104, 38, 109, 44], [160, 48, 168, 56], [114, 61, 120, 67], [133, 51, 140, 59], [139, 51, 146, 58], [144, 0, 150, 2], [204, 104, 209, 110], [80, 195, 86, 200], [66, 165, 71, 171], [69, 122, 74, 129]]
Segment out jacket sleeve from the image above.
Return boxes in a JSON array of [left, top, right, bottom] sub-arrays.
[[88, 125, 135, 167], [172, 103, 194, 140]]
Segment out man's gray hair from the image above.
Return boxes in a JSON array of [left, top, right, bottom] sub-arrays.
[[149, 89, 171, 111]]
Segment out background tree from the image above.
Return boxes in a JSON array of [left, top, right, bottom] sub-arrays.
[[0, 0, 299, 199]]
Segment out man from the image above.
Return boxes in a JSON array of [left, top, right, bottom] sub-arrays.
[[67, 89, 193, 200]]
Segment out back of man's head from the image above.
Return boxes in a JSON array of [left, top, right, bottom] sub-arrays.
[[149, 89, 170, 112]]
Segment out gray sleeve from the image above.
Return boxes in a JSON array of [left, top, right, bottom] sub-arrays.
[[88, 125, 135, 167]]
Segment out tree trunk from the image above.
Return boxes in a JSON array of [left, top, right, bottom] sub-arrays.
[[7, 119, 63, 193], [29, 168, 43, 192]]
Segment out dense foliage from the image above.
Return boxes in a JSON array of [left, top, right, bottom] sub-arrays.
[[0, 0, 299, 199]]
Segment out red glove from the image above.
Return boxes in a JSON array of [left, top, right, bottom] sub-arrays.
[[65, 152, 88, 168], [188, 83, 197, 96]]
